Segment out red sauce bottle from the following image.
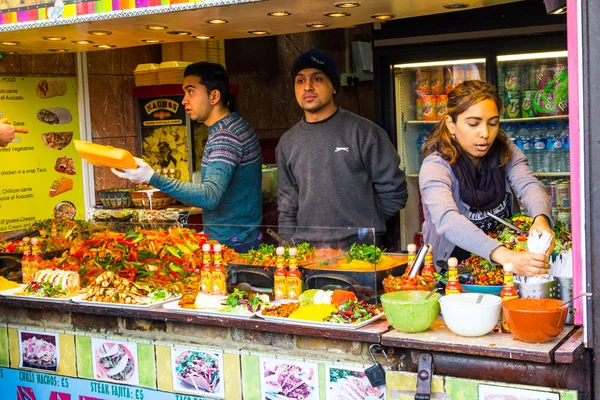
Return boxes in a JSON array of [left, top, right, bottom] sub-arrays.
[[211, 244, 227, 295], [286, 247, 302, 300], [445, 257, 463, 295], [405, 243, 417, 276], [500, 263, 519, 333], [21, 237, 32, 284], [421, 245, 436, 279], [274, 246, 288, 300], [200, 243, 213, 294]]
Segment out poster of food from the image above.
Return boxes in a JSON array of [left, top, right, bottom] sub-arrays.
[[326, 365, 386, 400], [91, 338, 139, 386], [171, 347, 224, 398], [18, 330, 59, 372], [260, 358, 319, 400], [0, 76, 84, 233]]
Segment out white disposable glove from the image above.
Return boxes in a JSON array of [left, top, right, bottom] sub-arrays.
[[111, 157, 155, 184]]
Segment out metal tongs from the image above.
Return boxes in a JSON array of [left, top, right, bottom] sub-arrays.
[[409, 243, 430, 278], [486, 212, 527, 235], [266, 228, 291, 247]]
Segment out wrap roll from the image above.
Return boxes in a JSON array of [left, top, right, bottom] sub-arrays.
[[36, 79, 67, 99], [37, 107, 72, 125]]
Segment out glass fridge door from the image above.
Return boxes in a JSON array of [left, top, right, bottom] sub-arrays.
[[497, 50, 570, 228], [392, 58, 486, 248]]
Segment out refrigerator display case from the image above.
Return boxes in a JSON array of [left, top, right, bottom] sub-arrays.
[[378, 41, 570, 249]]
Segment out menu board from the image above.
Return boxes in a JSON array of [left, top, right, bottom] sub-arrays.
[[0, 76, 84, 233]]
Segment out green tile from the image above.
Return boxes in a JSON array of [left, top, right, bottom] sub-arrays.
[[445, 377, 479, 400], [0, 326, 8, 367], [75, 335, 93, 379], [241, 355, 261, 400], [319, 364, 326, 400], [137, 344, 156, 389]]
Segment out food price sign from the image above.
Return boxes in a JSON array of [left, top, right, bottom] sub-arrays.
[[0, 76, 85, 233], [0, 368, 215, 400]]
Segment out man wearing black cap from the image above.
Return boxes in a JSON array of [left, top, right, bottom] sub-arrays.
[[276, 49, 408, 247]]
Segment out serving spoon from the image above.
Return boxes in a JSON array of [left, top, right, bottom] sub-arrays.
[[558, 292, 592, 309]]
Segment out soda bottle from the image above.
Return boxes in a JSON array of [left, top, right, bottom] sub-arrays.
[[21, 237, 32, 284], [545, 123, 562, 172], [211, 244, 227, 295], [559, 123, 570, 172], [274, 246, 288, 300], [421, 245, 436, 279], [416, 129, 429, 169], [201, 243, 213, 294], [406, 243, 417, 276], [500, 263, 519, 333], [445, 257, 462, 295], [286, 247, 303, 300]]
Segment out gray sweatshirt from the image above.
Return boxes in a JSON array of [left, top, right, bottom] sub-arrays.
[[276, 107, 408, 244], [419, 139, 552, 265]]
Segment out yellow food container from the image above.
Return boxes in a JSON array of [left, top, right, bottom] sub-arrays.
[[158, 61, 192, 85], [133, 63, 160, 86], [74, 140, 137, 169]]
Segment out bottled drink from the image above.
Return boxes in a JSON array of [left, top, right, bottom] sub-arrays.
[[416, 128, 429, 169], [516, 124, 532, 169], [200, 243, 213, 294], [286, 247, 303, 300], [530, 124, 548, 172], [503, 124, 517, 146], [406, 243, 417, 276], [545, 123, 562, 172], [211, 244, 227, 295], [421, 245, 436, 279], [500, 263, 519, 333], [559, 123, 570, 172], [445, 257, 463, 295], [274, 246, 288, 300]]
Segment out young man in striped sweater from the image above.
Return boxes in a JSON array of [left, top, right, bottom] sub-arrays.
[[113, 62, 263, 251]]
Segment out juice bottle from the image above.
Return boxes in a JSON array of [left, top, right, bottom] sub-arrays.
[[274, 246, 288, 300], [500, 263, 519, 333], [405, 243, 417, 276], [445, 257, 463, 295], [200, 243, 213, 294], [211, 244, 227, 295], [286, 247, 302, 300], [421, 245, 436, 279], [21, 237, 32, 284]]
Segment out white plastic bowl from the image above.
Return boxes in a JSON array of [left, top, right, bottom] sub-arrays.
[[439, 293, 502, 337]]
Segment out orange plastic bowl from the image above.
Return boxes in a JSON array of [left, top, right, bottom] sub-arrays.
[[502, 298, 568, 343]]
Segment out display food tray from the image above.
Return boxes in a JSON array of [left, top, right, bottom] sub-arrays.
[[163, 300, 256, 319], [255, 310, 385, 330], [71, 294, 181, 309], [0, 285, 76, 303]]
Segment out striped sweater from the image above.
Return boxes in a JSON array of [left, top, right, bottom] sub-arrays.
[[150, 112, 263, 247]]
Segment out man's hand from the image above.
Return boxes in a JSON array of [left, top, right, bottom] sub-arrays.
[[0, 122, 28, 147], [111, 157, 155, 184]]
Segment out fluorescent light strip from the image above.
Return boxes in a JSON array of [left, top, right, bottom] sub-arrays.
[[394, 58, 485, 68], [497, 50, 568, 62]]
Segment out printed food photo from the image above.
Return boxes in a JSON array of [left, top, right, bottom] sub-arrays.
[[92, 340, 139, 386]]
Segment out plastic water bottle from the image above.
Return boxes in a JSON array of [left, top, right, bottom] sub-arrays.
[[503, 124, 517, 146], [516, 125, 532, 169], [416, 128, 429, 169], [531, 124, 548, 173], [559, 123, 570, 172], [545, 123, 562, 172]]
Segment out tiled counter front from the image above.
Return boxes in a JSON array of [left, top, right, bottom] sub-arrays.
[[0, 300, 584, 400]]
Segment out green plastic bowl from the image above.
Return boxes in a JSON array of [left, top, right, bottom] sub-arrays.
[[381, 290, 441, 333]]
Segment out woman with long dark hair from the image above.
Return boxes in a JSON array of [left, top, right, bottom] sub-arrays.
[[420, 80, 555, 276]]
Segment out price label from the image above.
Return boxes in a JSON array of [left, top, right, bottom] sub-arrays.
[[135, 389, 144, 400]]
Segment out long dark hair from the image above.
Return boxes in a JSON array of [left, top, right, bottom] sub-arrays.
[[422, 80, 510, 166]]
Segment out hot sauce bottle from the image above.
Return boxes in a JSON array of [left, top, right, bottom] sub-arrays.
[[211, 244, 227, 295], [500, 263, 519, 333], [286, 247, 303, 300], [274, 246, 288, 300], [445, 257, 463, 295], [21, 237, 32, 284], [406, 243, 417, 276], [29, 237, 43, 278], [200, 243, 213, 294], [421, 244, 436, 279]]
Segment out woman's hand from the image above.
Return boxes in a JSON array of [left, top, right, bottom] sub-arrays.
[[530, 214, 556, 256], [490, 246, 550, 276]]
